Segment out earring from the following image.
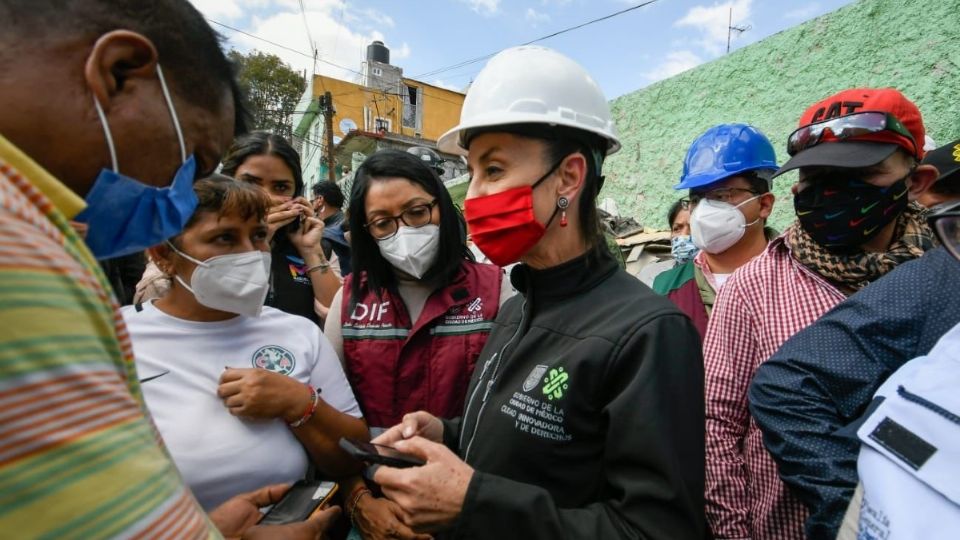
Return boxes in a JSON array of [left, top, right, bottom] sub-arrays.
[[557, 196, 569, 227]]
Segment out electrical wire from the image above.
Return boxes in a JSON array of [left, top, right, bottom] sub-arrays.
[[208, 18, 366, 78], [411, 0, 661, 80]]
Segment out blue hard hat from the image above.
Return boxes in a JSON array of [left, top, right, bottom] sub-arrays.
[[675, 123, 779, 190]]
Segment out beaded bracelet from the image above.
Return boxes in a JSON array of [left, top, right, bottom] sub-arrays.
[[348, 488, 372, 525], [288, 384, 319, 428]]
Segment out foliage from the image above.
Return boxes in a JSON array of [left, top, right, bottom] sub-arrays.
[[229, 50, 307, 141]]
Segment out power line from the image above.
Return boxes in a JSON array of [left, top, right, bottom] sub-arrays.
[[209, 18, 467, 129], [412, 0, 661, 80], [208, 18, 366, 78], [298, 0, 321, 76], [298, 0, 316, 58]]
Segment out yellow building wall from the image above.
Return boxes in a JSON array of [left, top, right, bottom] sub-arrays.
[[399, 79, 465, 141], [310, 75, 464, 143]]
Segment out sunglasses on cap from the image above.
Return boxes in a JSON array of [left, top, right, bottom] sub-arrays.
[[928, 201, 960, 262], [787, 111, 918, 157]]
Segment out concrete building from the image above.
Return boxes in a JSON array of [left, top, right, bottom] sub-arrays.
[[292, 41, 467, 195]]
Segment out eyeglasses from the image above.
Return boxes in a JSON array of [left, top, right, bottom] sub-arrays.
[[787, 111, 918, 157], [365, 200, 438, 240], [689, 187, 758, 206], [928, 202, 960, 262]]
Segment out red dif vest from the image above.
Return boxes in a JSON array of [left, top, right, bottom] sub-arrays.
[[341, 261, 503, 428]]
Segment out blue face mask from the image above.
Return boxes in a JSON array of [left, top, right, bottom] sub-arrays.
[[75, 65, 198, 260], [671, 234, 699, 265]]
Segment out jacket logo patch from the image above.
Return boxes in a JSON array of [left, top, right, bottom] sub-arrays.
[[523, 365, 549, 392], [467, 297, 483, 313], [543, 367, 569, 401], [252, 345, 296, 375], [443, 297, 485, 326]]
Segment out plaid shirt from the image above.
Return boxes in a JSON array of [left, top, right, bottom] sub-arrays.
[[704, 234, 845, 539]]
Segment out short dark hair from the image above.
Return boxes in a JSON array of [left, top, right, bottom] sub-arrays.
[[349, 149, 473, 302], [0, 0, 248, 134], [312, 181, 345, 209], [172, 174, 270, 246], [221, 132, 304, 198], [743, 170, 773, 194], [667, 198, 689, 228]]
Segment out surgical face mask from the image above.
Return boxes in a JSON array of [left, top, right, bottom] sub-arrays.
[[75, 64, 198, 260], [463, 159, 563, 266], [376, 224, 440, 279], [690, 195, 762, 254], [671, 235, 699, 264], [167, 242, 272, 317]]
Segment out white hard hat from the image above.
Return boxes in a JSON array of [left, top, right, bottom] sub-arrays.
[[438, 46, 621, 156]]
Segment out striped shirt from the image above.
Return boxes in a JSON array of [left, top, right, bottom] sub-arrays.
[[0, 134, 216, 539], [703, 232, 845, 539]]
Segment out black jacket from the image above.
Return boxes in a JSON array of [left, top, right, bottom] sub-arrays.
[[442, 248, 706, 540]]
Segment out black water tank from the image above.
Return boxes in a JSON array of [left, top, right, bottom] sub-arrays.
[[367, 41, 390, 65]]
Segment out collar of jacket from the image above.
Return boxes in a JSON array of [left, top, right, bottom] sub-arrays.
[[509, 245, 618, 302], [323, 211, 345, 228]]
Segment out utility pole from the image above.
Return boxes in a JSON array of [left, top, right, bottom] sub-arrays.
[[323, 91, 335, 182]]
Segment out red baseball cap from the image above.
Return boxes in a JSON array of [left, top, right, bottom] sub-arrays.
[[776, 88, 926, 175]]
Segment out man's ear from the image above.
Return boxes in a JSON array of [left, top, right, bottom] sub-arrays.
[[758, 192, 776, 220], [556, 152, 587, 202], [907, 164, 939, 200], [84, 30, 159, 112], [148, 244, 175, 275]]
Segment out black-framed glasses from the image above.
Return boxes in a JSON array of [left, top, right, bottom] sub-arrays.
[[365, 200, 438, 240], [787, 111, 918, 157], [928, 201, 960, 262], [689, 187, 759, 206]]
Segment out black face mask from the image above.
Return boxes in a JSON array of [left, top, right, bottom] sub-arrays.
[[794, 170, 913, 252]]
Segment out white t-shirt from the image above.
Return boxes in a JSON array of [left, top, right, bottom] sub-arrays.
[[123, 302, 362, 510]]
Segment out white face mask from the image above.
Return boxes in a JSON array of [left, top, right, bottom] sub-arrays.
[[167, 243, 272, 317], [690, 195, 761, 254], [377, 224, 440, 279]]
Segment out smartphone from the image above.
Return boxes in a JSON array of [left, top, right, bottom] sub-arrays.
[[258, 479, 338, 525], [339, 438, 426, 469]]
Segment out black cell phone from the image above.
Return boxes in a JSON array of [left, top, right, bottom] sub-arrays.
[[339, 438, 426, 468], [258, 479, 338, 525]]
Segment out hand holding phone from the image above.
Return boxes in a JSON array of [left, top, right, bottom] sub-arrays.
[[258, 480, 339, 525], [339, 438, 426, 469]]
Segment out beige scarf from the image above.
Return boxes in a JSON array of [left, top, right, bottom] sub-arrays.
[[787, 202, 937, 295]]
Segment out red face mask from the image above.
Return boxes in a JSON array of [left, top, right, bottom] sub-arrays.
[[464, 161, 561, 266]]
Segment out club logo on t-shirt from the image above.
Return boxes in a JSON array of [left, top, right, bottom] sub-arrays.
[[252, 345, 296, 375]]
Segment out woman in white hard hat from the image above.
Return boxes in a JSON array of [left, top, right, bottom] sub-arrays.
[[369, 46, 707, 540]]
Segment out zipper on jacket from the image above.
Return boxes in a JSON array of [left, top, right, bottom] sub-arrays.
[[462, 297, 528, 461]]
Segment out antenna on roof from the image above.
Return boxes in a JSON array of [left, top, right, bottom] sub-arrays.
[[727, 6, 751, 54]]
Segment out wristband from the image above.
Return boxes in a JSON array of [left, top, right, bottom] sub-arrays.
[[348, 488, 372, 525], [288, 384, 319, 428], [306, 262, 330, 275]]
